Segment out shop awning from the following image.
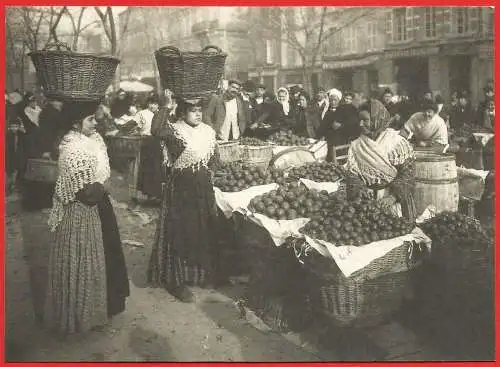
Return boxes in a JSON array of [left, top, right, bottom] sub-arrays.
[[384, 46, 440, 59], [323, 54, 380, 70]]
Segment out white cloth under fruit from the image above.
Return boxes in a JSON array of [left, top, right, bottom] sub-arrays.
[[213, 183, 278, 218], [303, 227, 431, 278]]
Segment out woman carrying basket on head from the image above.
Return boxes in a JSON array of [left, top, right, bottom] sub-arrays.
[[344, 99, 417, 223], [44, 101, 129, 334], [148, 90, 221, 302]]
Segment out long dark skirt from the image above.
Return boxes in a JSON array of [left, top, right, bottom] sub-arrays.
[[147, 166, 219, 289], [97, 194, 130, 317], [137, 137, 165, 198]]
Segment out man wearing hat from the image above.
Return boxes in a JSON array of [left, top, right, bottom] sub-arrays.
[[449, 91, 474, 130], [203, 79, 248, 141], [250, 83, 269, 123]]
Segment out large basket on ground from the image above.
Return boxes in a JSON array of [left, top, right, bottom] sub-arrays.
[[155, 45, 227, 99], [105, 136, 143, 159], [240, 145, 273, 169], [29, 43, 119, 101], [304, 240, 419, 328], [217, 141, 241, 163], [24, 159, 58, 183]]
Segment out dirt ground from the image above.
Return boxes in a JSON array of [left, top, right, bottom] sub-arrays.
[[5, 170, 458, 362]]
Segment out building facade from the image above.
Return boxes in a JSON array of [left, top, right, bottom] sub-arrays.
[[119, 7, 253, 88], [247, 6, 494, 107]]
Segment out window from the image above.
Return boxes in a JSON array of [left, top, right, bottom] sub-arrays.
[[344, 26, 356, 53], [425, 7, 437, 38], [265, 40, 274, 64], [367, 21, 377, 50], [456, 7, 469, 34], [393, 8, 407, 41]]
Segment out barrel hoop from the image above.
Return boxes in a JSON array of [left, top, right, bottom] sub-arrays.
[[415, 177, 459, 185]]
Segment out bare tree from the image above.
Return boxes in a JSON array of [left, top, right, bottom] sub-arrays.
[[62, 7, 96, 50], [94, 6, 133, 56], [94, 7, 134, 90], [244, 7, 374, 91]]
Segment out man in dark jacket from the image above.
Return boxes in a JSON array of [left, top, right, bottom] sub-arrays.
[[203, 79, 248, 141], [449, 91, 475, 130]]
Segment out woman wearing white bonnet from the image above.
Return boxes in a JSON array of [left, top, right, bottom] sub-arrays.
[[318, 87, 359, 161]]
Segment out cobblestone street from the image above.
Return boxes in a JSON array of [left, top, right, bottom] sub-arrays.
[[5, 170, 450, 362]]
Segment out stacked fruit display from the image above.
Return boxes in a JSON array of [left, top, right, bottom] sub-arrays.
[[298, 197, 415, 246], [287, 161, 343, 183], [269, 130, 310, 146], [214, 162, 284, 192], [240, 137, 268, 146], [248, 183, 339, 220], [420, 211, 492, 247]]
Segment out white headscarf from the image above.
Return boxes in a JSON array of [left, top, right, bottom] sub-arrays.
[[327, 88, 342, 102], [277, 87, 290, 116]]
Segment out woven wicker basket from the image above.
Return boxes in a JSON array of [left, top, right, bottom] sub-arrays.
[[29, 43, 119, 101], [304, 241, 417, 328], [24, 159, 58, 183], [106, 136, 143, 159], [155, 45, 227, 99], [217, 141, 241, 163], [241, 145, 273, 169]]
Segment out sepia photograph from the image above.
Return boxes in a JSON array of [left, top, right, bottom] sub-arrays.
[[4, 5, 495, 362]]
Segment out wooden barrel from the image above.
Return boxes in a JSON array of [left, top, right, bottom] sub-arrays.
[[269, 146, 316, 170], [414, 151, 459, 215]]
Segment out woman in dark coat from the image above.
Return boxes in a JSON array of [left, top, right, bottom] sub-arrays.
[[256, 87, 296, 129], [317, 88, 360, 161], [294, 92, 321, 138]]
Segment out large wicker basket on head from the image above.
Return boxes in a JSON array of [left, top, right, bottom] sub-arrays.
[[155, 45, 227, 99], [29, 43, 119, 101]]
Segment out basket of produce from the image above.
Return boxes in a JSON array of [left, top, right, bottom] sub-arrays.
[[240, 139, 273, 169], [213, 162, 277, 192], [419, 211, 493, 304], [295, 196, 420, 327], [269, 130, 311, 146], [412, 211, 494, 360], [29, 43, 119, 101], [286, 161, 343, 183], [217, 140, 240, 163], [155, 45, 227, 99], [305, 252, 411, 328], [105, 135, 143, 159], [24, 158, 58, 183]]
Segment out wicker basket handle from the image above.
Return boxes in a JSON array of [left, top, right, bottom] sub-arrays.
[[201, 45, 223, 54], [43, 42, 72, 52], [157, 46, 181, 56]]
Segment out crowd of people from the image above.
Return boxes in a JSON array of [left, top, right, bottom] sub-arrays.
[[4, 74, 495, 334]]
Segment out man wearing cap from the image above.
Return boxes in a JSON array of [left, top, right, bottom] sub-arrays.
[[203, 79, 248, 141]]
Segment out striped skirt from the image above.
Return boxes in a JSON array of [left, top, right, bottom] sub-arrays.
[[43, 202, 108, 334]]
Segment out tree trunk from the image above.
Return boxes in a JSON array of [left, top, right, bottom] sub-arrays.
[[301, 64, 313, 94]]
